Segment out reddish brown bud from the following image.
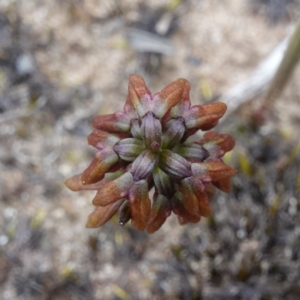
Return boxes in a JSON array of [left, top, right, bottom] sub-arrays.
[[147, 194, 171, 233], [81, 149, 119, 185], [152, 78, 187, 118], [213, 178, 232, 193], [87, 130, 120, 149], [86, 199, 125, 228], [182, 176, 212, 217], [128, 74, 152, 118], [129, 180, 151, 231], [92, 172, 133, 206], [170, 80, 191, 118], [172, 193, 201, 224], [183, 102, 227, 131], [92, 112, 134, 133], [199, 131, 235, 159], [204, 161, 237, 181]]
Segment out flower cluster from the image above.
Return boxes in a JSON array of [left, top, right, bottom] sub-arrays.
[[65, 75, 236, 233]]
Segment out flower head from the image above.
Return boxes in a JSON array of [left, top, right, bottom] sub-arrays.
[[65, 75, 236, 233]]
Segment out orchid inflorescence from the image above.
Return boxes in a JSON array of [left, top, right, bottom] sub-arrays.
[[65, 75, 236, 233]]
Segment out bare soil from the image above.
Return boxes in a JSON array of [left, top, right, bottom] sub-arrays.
[[0, 1, 300, 299]]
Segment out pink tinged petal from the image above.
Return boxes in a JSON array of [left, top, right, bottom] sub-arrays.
[[153, 167, 174, 198], [159, 149, 192, 179], [87, 130, 120, 149], [92, 111, 134, 133], [172, 143, 209, 162], [130, 150, 158, 181], [81, 149, 119, 185], [119, 201, 131, 226], [128, 74, 152, 118], [146, 194, 171, 234], [183, 102, 227, 130], [86, 199, 125, 228], [92, 172, 133, 206], [161, 118, 185, 149], [151, 78, 187, 118], [141, 112, 162, 150], [113, 138, 145, 162], [129, 180, 151, 231]]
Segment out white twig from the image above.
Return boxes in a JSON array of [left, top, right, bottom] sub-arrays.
[[219, 36, 290, 118]]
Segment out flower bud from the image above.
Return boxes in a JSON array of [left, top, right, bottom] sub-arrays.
[[87, 130, 120, 149], [159, 149, 192, 179], [129, 180, 151, 231], [65, 171, 124, 191], [92, 111, 133, 133], [128, 74, 152, 118], [162, 118, 185, 149], [130, 118, 143, 139], [81, 149, 119, 185], [152, 78, 187, 118], [170, 80, 191, 118], [86, 199, 125, 228], [147, 194, 171, 233], [172, 143, 209, 161], [200, 131, 235, 159], [141, 112, 162, 151], [153, 167, 174, 198], [92, 172, 133, 206], [183, 102, 227, 131], [113, 138, 145, 161], [130, 150, 158, 181], [192, 161, 237, 182], [171, 192, 201, 224], [181, 177, 211, 217]]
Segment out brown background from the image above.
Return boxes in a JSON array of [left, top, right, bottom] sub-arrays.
[[0, 1, 300, 299]]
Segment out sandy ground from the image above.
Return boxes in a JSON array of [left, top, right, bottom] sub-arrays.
[[0, 0, 300, 299]]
